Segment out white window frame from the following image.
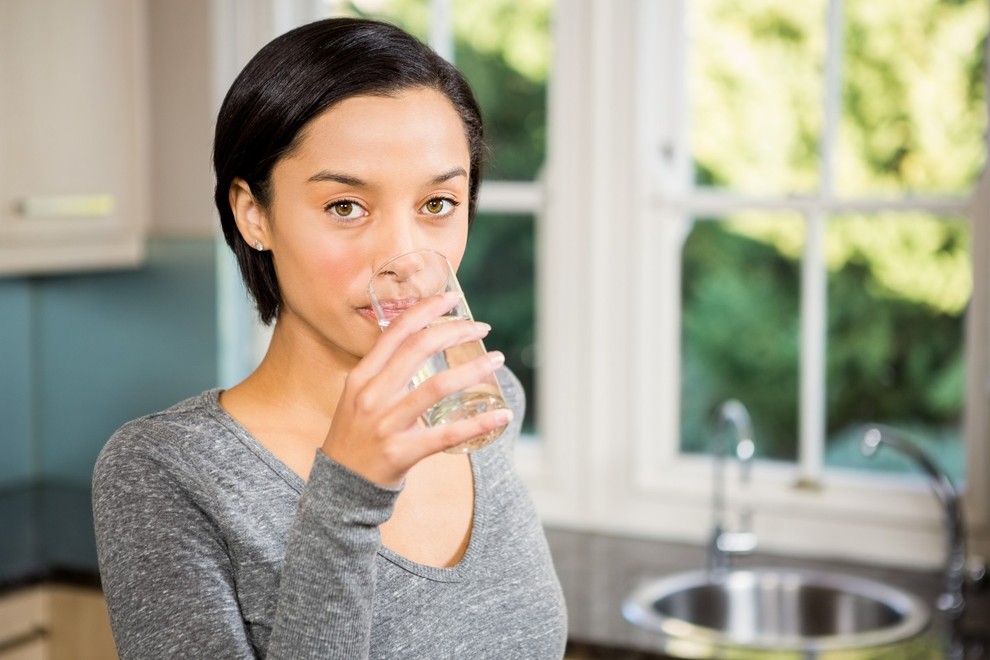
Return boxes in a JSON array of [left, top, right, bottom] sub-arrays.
[[213, 0, 990, 568], [529, 0, 990, 568]]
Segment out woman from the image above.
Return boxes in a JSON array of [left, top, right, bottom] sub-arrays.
[[93, 17, 567, 659]]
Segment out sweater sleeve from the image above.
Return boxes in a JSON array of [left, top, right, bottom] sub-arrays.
[[267, 452, 400, 657], [93, 424, 256, 659], [92, 423, 400, 660]]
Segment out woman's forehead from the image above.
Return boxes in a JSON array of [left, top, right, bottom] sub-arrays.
[[278, 89, 471, 181]]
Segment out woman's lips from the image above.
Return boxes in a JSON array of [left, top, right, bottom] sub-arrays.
[[364, 297, 419, 326]]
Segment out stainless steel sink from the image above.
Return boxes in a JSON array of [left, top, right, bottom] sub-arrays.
[[622, 567, 932, 658]]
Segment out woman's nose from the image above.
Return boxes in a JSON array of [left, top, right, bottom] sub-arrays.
[[379, 249, 426, 281], [370, 249, 448, 304], [372, 220, 423, 271]]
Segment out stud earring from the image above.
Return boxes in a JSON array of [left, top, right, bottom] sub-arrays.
[[253, 240, 264, 251]]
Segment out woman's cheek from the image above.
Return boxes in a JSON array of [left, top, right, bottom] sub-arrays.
[[318, 247, 364, 288]]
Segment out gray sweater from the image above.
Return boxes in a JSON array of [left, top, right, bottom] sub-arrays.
[[92, 369, 567, 659]]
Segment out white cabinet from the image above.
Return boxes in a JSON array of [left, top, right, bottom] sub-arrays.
[[0, 0, 148, 276], [0, 585, 118, 660]]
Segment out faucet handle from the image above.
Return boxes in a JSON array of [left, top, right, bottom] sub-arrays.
[[718, 400, 753, 445], [716, 531, 757, 555], [968, 559, 988, 592]]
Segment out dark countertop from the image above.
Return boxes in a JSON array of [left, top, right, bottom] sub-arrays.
[[3, 483, 986, 657], [546, 526, 990, 658], [0, 482, 102, 592]]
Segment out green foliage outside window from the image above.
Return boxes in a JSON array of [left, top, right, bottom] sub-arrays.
[[334, 1, 986, 471], [338, 0, 550, 179], [682, 0, 987, 482]]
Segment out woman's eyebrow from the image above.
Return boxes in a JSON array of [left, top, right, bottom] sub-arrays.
[[431, 167, 468, 184], [308, 170, 365, 186], [307, 166, 467, 186]]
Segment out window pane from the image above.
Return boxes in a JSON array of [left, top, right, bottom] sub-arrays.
[[823, 213, 969, 485], [338, 0, 551, 181], [453, 0, 551, 180], [837, 0, 988, 197], [680, 213, 804, 460], [330, 0, 430, 41], [458, 213, 538, 433], [689, 0, 826, 194]]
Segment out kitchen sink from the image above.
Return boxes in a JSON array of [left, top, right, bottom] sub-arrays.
[[622, 567, 932, 658]]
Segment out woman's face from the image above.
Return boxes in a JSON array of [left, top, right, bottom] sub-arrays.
[[247, 87, 472, 367]]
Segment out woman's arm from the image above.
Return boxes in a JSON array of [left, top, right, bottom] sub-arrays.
[[93, 427, 400, 660], [267, 452, 399, 656], [93, 427, 260, 659]]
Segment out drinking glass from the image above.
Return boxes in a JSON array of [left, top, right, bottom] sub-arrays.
[[368, 249, 508, 453]]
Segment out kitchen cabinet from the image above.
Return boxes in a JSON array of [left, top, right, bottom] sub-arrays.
[[0, 0, 148, 276], [0, 585, 117, 660]]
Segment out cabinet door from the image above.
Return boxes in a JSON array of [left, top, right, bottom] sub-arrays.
[[0, 586, 118, 660], [0, 639, 46, 660], [48, 586, 117, 660], [0, 588, 46, 659], [0, 0, 148, 276]]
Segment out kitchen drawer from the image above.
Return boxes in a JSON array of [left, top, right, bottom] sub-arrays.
[[0, 638, 46, 660], [0, 586, 116, 660], [0, 588, 45, 657]]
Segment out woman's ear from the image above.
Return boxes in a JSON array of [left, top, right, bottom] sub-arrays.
[[229, 178, 272, 251]]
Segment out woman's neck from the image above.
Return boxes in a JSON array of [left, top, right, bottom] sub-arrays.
[[223, 317, 353, 440]]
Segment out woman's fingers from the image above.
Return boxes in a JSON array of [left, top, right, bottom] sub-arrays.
[[323, 292, 510, 486], [394, 405, 514, 465], [351, 296, 492, 411], [410, 408, 512, 456], [325, 393, 511, 487], [355, 292, 460, 376], [398, 349, 505, 420], [361, 341, 505, 442]]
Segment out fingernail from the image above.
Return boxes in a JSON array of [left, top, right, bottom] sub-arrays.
[[488, 350, 505, 368], [494, 408, 514, 425], [474, 321, 492, 333]]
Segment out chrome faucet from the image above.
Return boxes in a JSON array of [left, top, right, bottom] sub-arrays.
[[708, 399, 757, 576], [860, 425, 967, 618]]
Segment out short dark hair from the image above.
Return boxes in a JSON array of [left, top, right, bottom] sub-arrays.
[[212, 18, 486, 325]]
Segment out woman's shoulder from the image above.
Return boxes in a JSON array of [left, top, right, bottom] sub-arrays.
[[495, 366, 526, 420], [95, 389, 226, 475]]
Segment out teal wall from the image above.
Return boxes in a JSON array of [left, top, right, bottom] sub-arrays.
[[0, 237, 218, 487], [0, 283, 34, 483]]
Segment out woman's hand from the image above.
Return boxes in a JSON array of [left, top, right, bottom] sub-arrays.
[[320, 292, 511, 487]]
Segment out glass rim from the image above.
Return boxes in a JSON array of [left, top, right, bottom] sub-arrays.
[[368, 248, 456, 324]]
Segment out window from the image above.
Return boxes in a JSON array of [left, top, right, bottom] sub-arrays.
[[533, 0, 990, 566], [681, 0, 983, 488], [216, 0, 990, 566]]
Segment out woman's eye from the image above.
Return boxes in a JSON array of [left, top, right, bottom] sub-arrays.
[[422, 198, 458, 216], [326, 200, 366, 219]]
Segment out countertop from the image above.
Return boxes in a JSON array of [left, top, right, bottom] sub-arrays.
[[546, 526, 990, 658], [2, 483, 987, 657], [0, 482, 101, 592]]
